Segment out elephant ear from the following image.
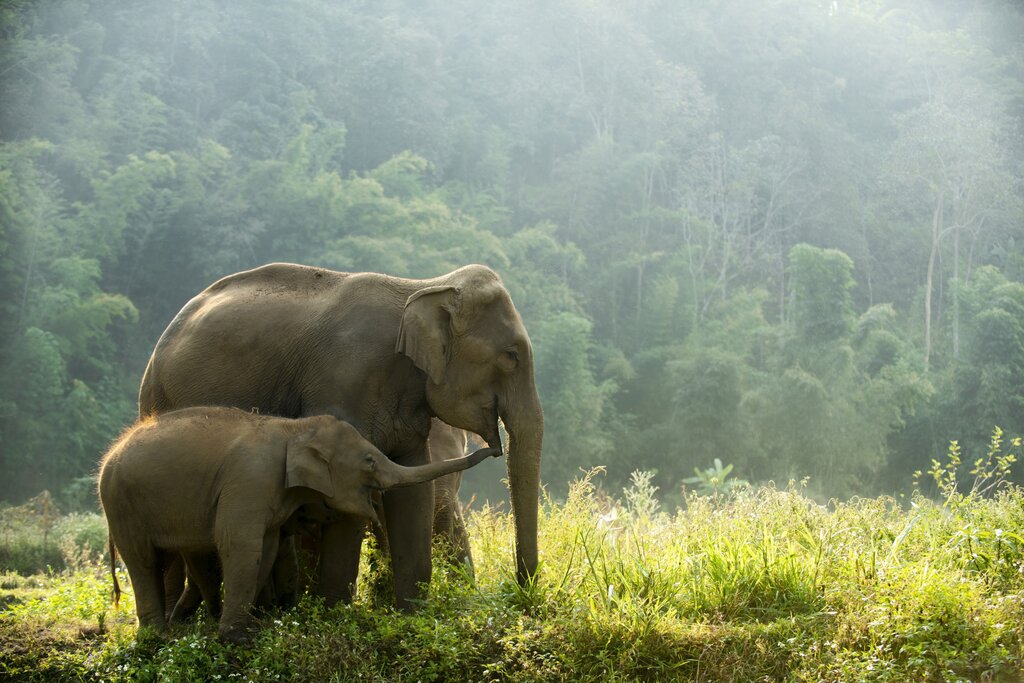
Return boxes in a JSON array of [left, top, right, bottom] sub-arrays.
[[396, 285, 458, 385], [285, 430, 334, 498]]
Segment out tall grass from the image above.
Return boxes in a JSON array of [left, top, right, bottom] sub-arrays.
[[1, 435, 1023, 681], [468, 466, 1022, 681]]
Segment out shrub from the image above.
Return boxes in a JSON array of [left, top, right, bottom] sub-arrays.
[[0, 494, 107, 575], [0, 453, 1022, 681]]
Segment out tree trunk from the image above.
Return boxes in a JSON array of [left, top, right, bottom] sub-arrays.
[[924, 197, 943, 369], [952, 221, 960, 358]]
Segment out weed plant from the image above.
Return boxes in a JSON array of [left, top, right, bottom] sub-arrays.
[[1, 434, 1023, 681], [0, 494, 107, 575]]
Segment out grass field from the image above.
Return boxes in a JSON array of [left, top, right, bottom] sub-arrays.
[[1, 442, 1023, 682]]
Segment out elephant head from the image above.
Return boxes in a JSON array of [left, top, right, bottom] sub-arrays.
[[285, 418, 503, 526], [396, 265, 544, 584]]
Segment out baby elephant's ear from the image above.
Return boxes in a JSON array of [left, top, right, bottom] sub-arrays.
[[285, 430, 335, 498]]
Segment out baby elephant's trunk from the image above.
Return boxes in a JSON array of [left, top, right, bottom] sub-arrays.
[[377, 447, 502, 489]]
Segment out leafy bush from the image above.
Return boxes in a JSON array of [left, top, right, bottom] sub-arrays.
[[0, 494, 107, 575], [1, 455, 1022, 681], [0, 493, 65, 575]]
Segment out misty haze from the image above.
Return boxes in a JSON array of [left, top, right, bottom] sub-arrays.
[[2, 1, 1023, 680]]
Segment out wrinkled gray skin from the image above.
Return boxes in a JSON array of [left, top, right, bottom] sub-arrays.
[[370, 419, 477, 586], [169, 501, 340, 625], [139, 263, 543, 609], [99, 407, 500, 643], [428, 420, 476, 572]]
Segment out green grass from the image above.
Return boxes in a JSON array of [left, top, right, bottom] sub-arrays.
[[2, 466, 1023, 681]]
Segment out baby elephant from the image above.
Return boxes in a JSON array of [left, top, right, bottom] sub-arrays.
[[99, 406, 501, 643]]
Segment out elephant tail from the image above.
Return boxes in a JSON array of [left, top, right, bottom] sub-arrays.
[[108, 536, 121, 607]]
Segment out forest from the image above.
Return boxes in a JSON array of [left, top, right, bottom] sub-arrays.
[[2, 0, 1024, 509]]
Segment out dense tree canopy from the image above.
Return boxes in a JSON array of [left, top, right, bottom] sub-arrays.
[[1, 0, 1022, 507]]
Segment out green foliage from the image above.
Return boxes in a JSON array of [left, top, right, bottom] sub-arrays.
[[670, 349, 748, 477], [2, 474, 1023, 681], [953, 272, 1024, 451], [682, 459, 749, 497], [29, 257, 137, 375], [787, 243, 856, 345], [918, 427, 1021, 510], [2, 5, 1023, 678], [0, 498, 106, 575], [533, 313, 617, 488], [2, 0, 1024, 506]]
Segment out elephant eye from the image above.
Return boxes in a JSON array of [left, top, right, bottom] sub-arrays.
[[500, 349, 519, 370]]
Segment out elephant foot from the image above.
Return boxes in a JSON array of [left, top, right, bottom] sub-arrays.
[[218, 623, 255, 645], [136, 619, 169, 636], [134, 623, 170, 646]]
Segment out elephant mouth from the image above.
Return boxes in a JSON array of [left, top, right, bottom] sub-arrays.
[[365, 488, 384, 526], [482, 397, 503, 451]]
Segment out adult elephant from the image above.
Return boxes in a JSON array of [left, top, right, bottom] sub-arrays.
[[139, 263, 543, 609]]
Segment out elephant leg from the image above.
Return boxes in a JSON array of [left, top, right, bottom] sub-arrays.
[[316, 515, 366, 606], [256, 577, 275, 609], [368, 515, 393, 605], [433, 480, 474, 578], [170, 582, 204, 623], [219, 530, 278, 644], [449, 505, 475, 578], [123, 546, 168, 632], [256, 534, 297, 610], [176, 553, 221, 621], [384, 481, 434, 611], [270, 535, 299, 609], [433, 481, 456, 537], [162, 555, 187, 622]]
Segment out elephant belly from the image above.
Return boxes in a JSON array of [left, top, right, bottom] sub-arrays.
[[148, 516, 217, 554], [151, 532, 216, 554]]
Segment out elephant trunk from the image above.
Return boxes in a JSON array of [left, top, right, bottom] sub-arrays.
[[375, 448, 500, 490], [502, 383, 543, 586]]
